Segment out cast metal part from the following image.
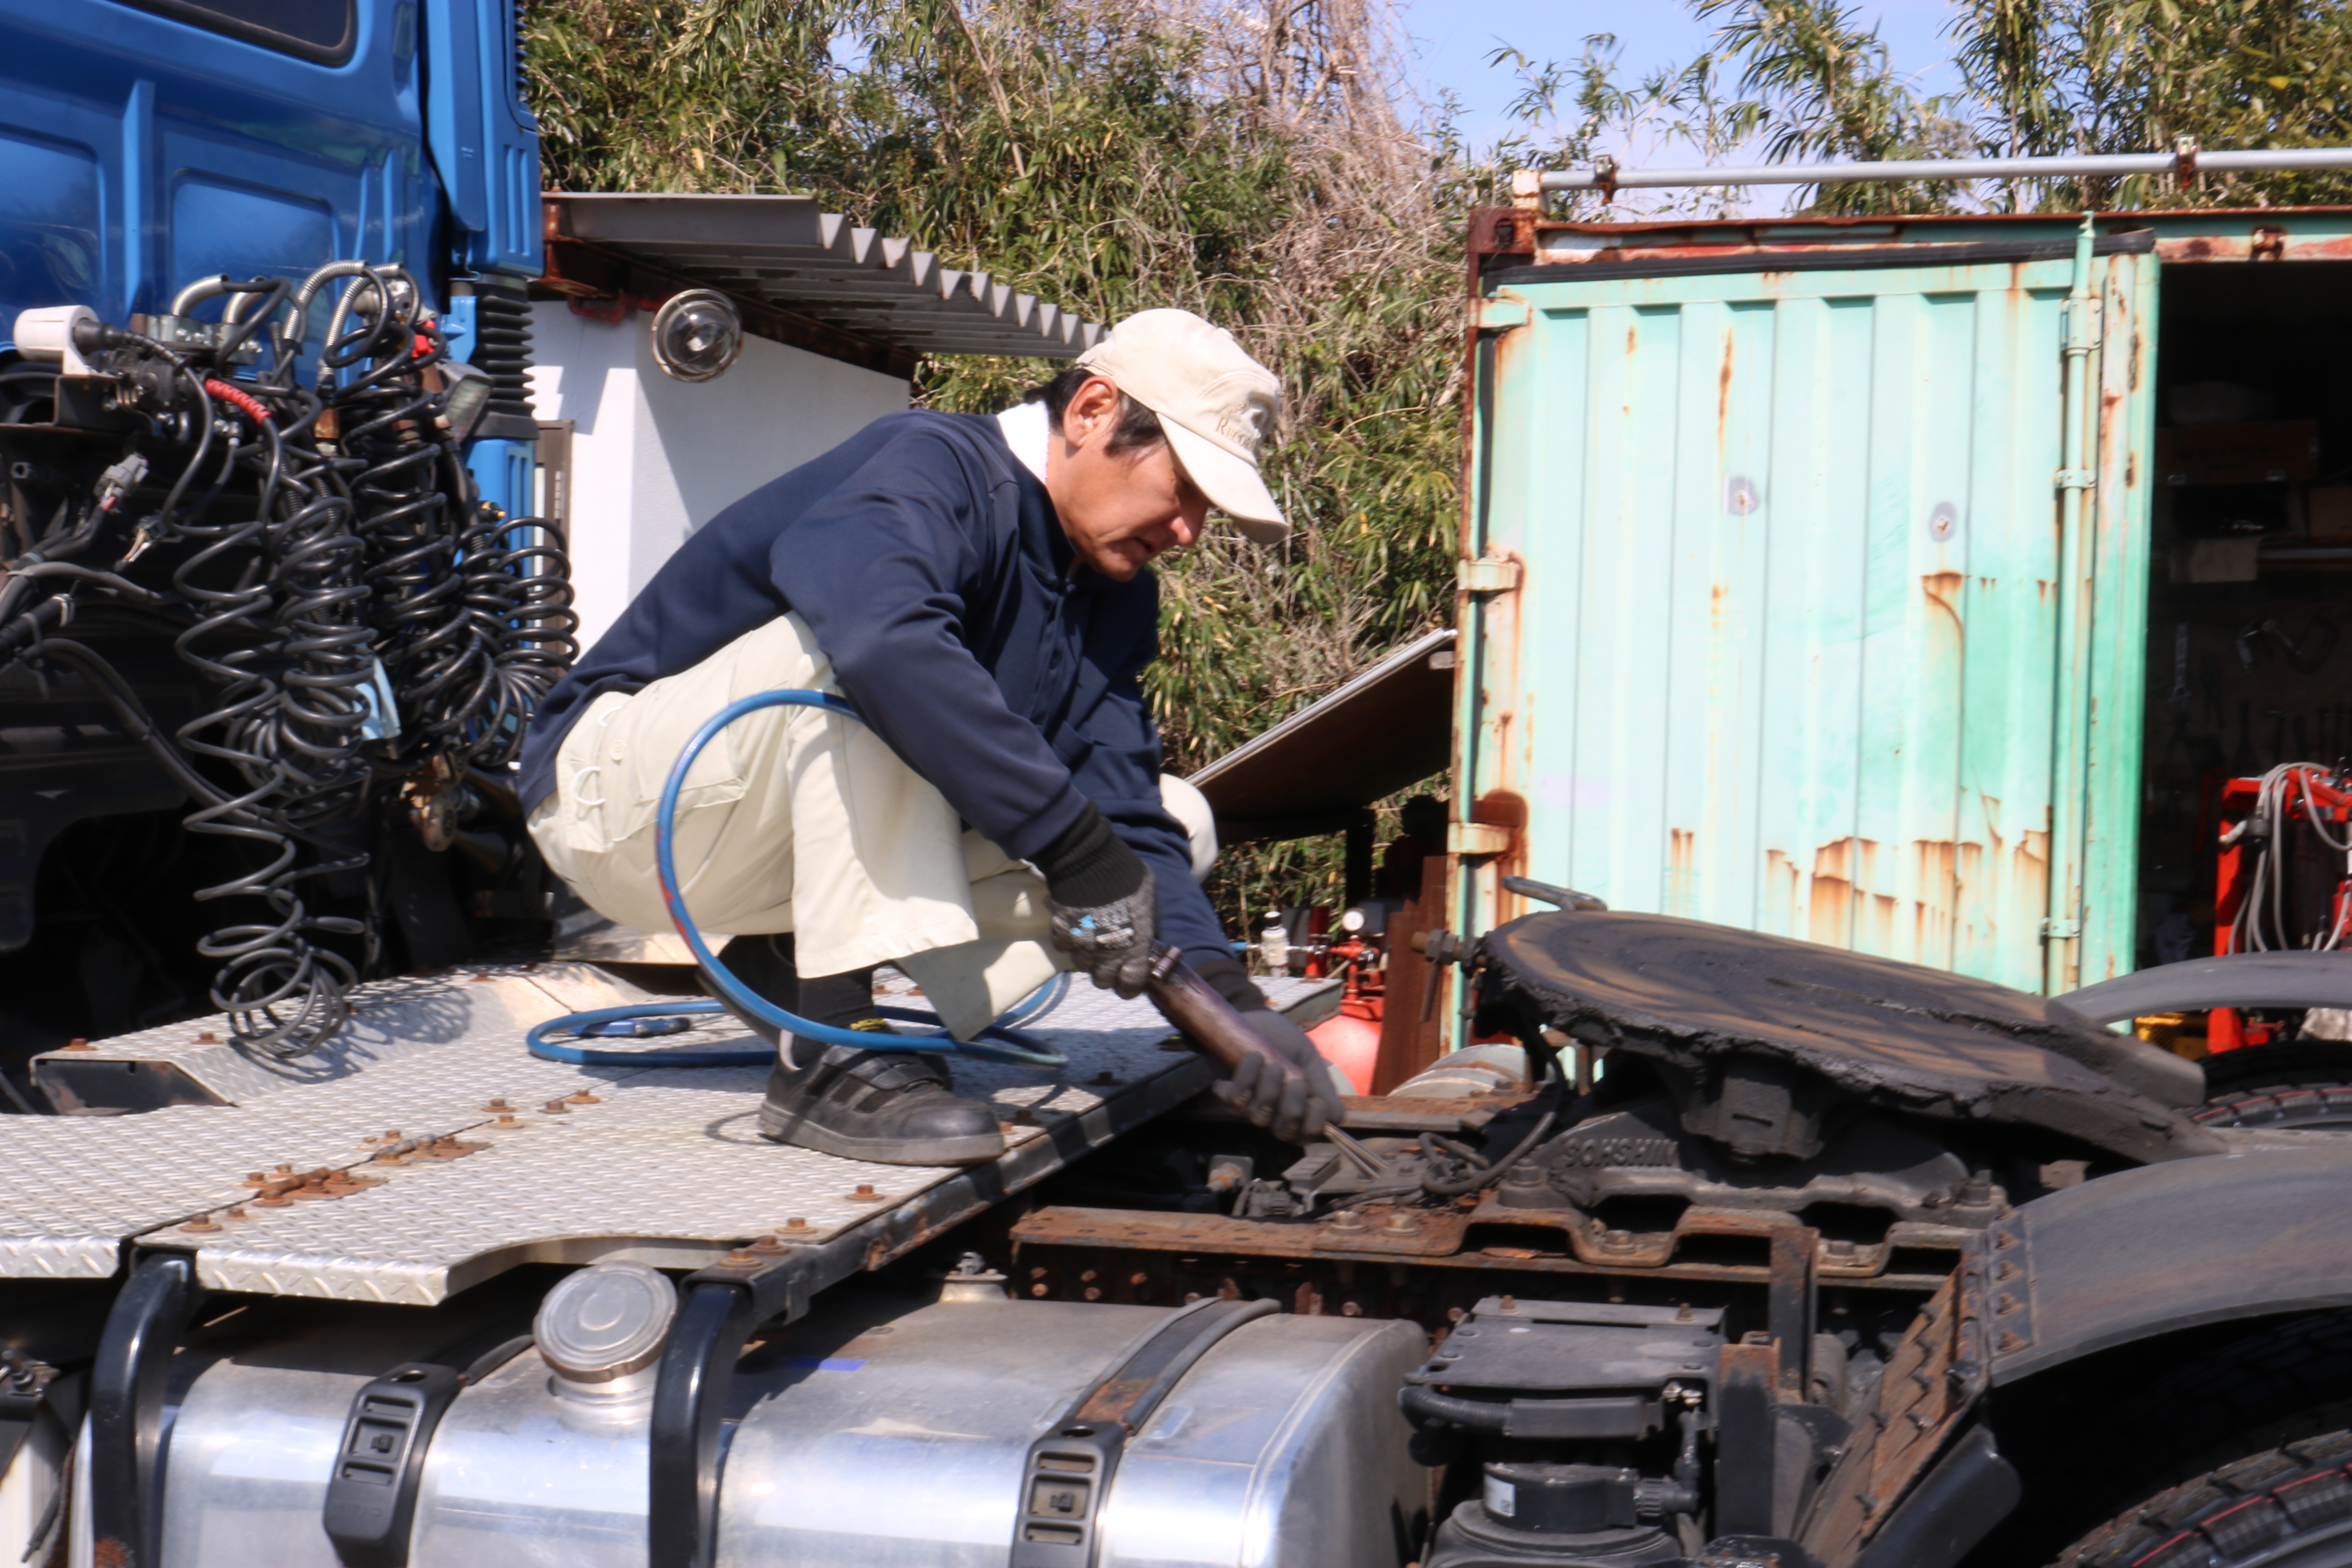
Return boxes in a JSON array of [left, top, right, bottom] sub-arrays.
[[1475, 912, 2219, 1165], [0, 964, 1335, 1301]]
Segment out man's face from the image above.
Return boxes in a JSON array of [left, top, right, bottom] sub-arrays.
[[1046, 375, 1210, 581]]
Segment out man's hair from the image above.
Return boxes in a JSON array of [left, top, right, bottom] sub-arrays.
[[1024, 367, 1166, 454]]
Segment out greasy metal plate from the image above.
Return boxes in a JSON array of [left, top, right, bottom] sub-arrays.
[[1480, 911, 2216, 1164], [0, 968, 1336, 1299]]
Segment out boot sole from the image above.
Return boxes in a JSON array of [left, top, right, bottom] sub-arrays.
[[756, 1105, 1004, 1167]]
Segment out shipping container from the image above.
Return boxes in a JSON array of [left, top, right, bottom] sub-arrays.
[[1455, 207, 2352, 1001]]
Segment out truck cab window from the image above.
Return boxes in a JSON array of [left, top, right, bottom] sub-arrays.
[[107, 0, 358, 64]]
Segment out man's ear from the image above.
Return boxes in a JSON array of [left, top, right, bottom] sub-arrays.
[[1060, 375, 1121, 447]]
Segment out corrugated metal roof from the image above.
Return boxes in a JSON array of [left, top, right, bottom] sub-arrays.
[[1189, 628, 1456, 841], [544, 193, 1101, 359]]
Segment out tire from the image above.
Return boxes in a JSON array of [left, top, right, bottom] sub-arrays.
[[2195, 1083, 2352, 1131], [2055, 1432, 2352, 1567], [1976, 1310, 2352, 1567], [2202, 1042, 2352, 1100]]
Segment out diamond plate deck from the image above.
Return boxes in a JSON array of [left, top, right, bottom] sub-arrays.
[[0, 967, 1338, 1300]]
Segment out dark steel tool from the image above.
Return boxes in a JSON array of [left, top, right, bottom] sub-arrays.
[[1142, 943, 1380, 1170]]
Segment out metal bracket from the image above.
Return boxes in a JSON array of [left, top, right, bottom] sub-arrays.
[[2052, 468, 2095, 491], [89, 1253, 201, 1568], [1477, 296, 1531, 333], [1458, 554, 1522, 594], [2040, 918, 2082, 940], [0, 1354, 56, 1483], [1010, 1297, 1277, 1567], [1449, 822, 1513, 857], [2062, 297, 2103, 352], [323, 1363, 462, 1568]]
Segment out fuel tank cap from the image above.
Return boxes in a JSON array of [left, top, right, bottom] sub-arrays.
[[535, 1262, 679, 1383]]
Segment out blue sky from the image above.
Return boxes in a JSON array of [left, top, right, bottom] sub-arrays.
[[1399, 0, 1965, 153]]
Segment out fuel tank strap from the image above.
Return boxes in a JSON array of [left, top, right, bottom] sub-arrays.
[[88, 1252, 201, 1568], [1010, 1295, 1278, 1568]]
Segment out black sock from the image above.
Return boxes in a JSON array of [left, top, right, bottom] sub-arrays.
[[798, 967, 887, 1036], [714, 933, 799, 1009]]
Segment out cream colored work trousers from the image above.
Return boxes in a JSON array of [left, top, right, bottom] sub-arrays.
[[528, 613, 1065, 1040]]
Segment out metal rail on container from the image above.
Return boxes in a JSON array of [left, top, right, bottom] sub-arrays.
[[1521, 143, 2352, 195]]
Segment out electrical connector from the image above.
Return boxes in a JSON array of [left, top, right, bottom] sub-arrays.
[[93, 453, 149, 514]]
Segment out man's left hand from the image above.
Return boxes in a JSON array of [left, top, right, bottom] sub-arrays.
[[1195, 958, 1347, 1141]]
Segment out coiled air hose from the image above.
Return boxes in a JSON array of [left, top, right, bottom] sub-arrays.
[[526, 689, 1069, 1071]]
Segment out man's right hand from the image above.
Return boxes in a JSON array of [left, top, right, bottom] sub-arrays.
[[1036, 806, 1158, 997]]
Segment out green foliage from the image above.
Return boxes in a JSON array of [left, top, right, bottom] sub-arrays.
[[524, 0, 1465, 929], [1490, 0, 2352, 219], [1953, 0, 2352, 209]]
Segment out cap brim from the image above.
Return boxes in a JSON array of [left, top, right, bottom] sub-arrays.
[[1163, 420, 1288, 543]]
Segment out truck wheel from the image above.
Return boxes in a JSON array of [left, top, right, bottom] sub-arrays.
[[2194, 1084, 2352, 1131], [1980, 1310, 2352, 1566], [2055, 1432, 2352, 1567], [2201, 1041, 2352, 1099]]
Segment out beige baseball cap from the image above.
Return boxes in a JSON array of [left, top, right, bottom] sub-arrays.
[[1075, 309, 1287, 543]]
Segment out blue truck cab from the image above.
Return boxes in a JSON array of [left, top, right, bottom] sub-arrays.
[[0, 0, 563, 1073], [0, 0, 542, 496]]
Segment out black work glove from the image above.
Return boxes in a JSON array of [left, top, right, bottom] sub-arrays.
[[1196, 958, 1347, 1142], [1037, 805, 1158, 998]]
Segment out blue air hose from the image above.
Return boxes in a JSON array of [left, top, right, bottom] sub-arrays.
[[525, 688, 1069, 1070]]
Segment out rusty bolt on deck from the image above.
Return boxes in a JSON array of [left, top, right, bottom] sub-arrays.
[[1383, 1212, 1419, 1234], [494, 1112, 521, 1128], [749, 1235, 788, 1257], [565, 1089, 601, 1105], [1091, 1071, 1119, 1087], [60, 1038, 91, 1052], [483, 1098, 511, 1113], [541, 1100, 570, 1115], [846, 1183, 885, 1203], [179, 1214, 221, 1234], [782, 1217, 810, 1232]]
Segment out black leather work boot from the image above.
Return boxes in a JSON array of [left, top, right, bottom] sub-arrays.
[[756, 1044, 1006, 1166], [710, 937, 1005, 1167]]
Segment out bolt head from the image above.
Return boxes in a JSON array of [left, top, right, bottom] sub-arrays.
[[784, 1216, 809, 1230]]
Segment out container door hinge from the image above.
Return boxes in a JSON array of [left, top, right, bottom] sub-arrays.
[[1458, 554, 1522, 594], [2040, 918, 2082, 940], [1478, 296, 1532, 332], [1449, 822, 1514, 857], [2053, 468, 2096, 491], [2063, 297, 2104, 352]]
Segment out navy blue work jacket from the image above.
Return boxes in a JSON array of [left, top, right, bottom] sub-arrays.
[[518, 410, 1226, 970]]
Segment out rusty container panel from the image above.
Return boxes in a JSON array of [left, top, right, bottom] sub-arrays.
[[1462, 253, 2151, 994]]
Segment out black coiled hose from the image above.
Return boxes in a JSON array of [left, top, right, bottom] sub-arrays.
[[0, 261, 575, 1058]]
